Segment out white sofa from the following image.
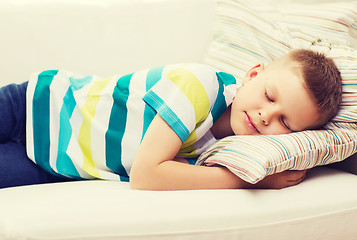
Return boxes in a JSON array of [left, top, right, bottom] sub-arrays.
[[0, 0, 356, 239]]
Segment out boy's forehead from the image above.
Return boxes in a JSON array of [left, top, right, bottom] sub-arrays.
[[267, 68, 304, 101], [267, 68, 320, 131], [269, 57, 302, 73], [265, 61, 304, 84]]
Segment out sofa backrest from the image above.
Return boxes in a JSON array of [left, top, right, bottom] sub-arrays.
[[1, 0, 354, 86], [0, 0, 215, 85]]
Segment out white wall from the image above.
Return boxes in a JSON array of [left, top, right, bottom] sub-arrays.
[[0, 0, 354, 85]]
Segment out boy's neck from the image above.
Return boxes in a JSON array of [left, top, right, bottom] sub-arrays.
[[210, 105, 234, 139]]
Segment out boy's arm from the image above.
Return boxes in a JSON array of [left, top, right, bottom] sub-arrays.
[[130, 115, 243, 190], [130, 115, 306, 190]]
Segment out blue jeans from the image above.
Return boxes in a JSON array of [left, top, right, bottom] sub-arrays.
[[0, 82, 71, 188]]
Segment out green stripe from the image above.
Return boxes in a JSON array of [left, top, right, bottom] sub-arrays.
[[32, 70, 63, 177], [105, 73, 133, 181]]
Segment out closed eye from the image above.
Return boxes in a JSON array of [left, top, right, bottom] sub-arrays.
[[280, 117, 292, 131], [265, 89, 274, 102]]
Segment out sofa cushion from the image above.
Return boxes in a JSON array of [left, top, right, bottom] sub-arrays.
[[0, 168, 356, 240]]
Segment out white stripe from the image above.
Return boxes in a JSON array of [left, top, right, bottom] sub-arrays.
[[26, 73, 39, 163], [224, 84, 238, 106], [192, 114, 216, 155], [120, 70, 148, 175], [72, 76, 91, 108], [193, 130, 217, 156], [195, 113, 214, 140], [66, 78, 90, 178], [161, 64, 182, 77]]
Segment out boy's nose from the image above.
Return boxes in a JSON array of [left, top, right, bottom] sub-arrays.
[[259, 112, 269, 125], [259, 106, 279, 126]]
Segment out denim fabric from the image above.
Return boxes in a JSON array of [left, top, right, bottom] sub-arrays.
[[0, 82, 72, 188]]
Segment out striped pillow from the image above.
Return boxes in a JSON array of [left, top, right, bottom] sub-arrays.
[[197, 0, 357, 184]]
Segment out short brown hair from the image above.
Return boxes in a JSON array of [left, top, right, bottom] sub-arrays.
[[286, 49, 342, 127]]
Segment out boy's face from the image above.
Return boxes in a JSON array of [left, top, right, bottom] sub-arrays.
[[230, 63, 321, 135]]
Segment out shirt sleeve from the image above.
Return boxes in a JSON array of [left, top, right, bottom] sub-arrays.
[[142, 64, 219, 143]]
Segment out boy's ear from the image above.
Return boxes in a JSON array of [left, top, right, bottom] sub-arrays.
[[242, 63, 265, 85]]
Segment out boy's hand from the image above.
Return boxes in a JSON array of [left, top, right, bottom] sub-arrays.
[[253, 170, 307, 189]]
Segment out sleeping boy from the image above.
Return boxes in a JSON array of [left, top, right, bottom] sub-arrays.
[[0, 49, 342, 189]]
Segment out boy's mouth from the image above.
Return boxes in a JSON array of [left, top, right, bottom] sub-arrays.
[[245, 112, 260, 133]]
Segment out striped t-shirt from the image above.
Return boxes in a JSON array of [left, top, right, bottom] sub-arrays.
[[26, 64, 238, 181]]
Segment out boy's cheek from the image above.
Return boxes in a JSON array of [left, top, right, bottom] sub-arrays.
[[264, 125, 292, 135]]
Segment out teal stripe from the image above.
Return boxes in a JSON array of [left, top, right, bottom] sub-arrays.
[[216, 72, 236, 86], [331, 131, 341, 145], [186, 158, 197, 165], [69, 75, 92, 91], [266, 136, 290, 158], [56, 85, 88, 178], [32, 70, 63, 177], [212, 72, 236, 122], [303, 133, 313, 150], [142, 66, 164, 140], [337, 115, 357, 121], [143, 91, 189, 143], [105, 73, 133, 182], [56, 76, 92, 178]]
